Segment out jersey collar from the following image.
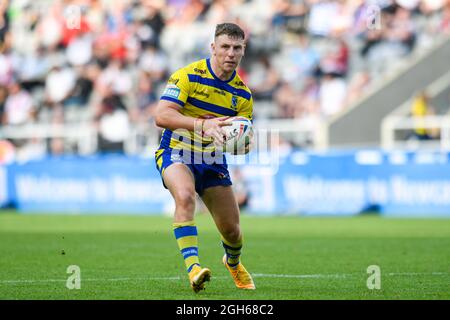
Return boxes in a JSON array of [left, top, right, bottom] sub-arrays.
[[206, 58, 236, 83]]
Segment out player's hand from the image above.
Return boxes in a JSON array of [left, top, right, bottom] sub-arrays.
[[203, 117, 232, 145], [232, 128, 254, 155]]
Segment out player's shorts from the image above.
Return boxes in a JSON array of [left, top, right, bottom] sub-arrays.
[[155, 148, 232, 196]]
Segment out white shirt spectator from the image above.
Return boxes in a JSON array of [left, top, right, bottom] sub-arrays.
[[308, 1, 339, 36], [38, 15, 63, 48], [138, 47, 168, 77], [66, 35, 93, 66], [45, 67, 76, 103], [421, 0, 445, 11], [99, 109, 130, 143], [319, 77, 347, 117], [97, 63, 133, 95], [396, 0, 420, 10], [4, 89, 34, 125], [0, 53, 13, 85]]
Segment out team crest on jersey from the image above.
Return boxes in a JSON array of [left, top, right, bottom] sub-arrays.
[[231, 95, 238, 110], [163, 84, 181, 99]]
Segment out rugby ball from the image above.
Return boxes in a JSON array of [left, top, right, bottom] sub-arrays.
[[222, 116, 253, 153]]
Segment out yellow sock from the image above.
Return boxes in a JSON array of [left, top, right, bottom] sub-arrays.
[[173, 221, 200, 272]]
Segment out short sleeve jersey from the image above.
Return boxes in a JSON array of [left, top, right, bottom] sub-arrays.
[[158, 58, 253, 153]]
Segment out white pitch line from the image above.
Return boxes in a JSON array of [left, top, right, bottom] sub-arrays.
[[0, 276, 182, 284], [0, 272, 447, 285], [386, 272, 448, 276], [251, 273, 351, 279]]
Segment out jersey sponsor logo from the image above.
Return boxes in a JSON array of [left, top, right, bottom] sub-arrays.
[[231, 95, 238, 110], [214, 89, 226, 96], [194, 68, 207, 75], [234, 80, 245, 87], [182, 248, 198, 258], [193, 89, 210, 98], [170, 153, 182, 162], [163, 84, 181, 99]]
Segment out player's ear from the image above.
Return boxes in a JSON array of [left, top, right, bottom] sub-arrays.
[[211, 42, 215, 55]]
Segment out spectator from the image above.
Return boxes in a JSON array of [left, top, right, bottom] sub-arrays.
[[129, 72, 159, 124], [0, 0, 10, 49], [0, 0, 446, 157], [319, 73, 347, 118], [17, 46, 50, 91], [0, 47, 14, 86], [409, 91, 439, 140], [441, 1, 450, 33], [49, 137, 66, 155], [289, 31, 320, 79], [248, 55, 280, 101], [135, 1, 165, 49], [307, 0, 340, 37], [2, 81, 35, 125], [0, 84, 6, 120], [96, 59, 133, 97], [317, 38, 349, 78], [95, 94, 130, 153], [138, 45, 168, 84], [274, 80, 300, 118], [66, 34, 93, 67], [296, 76, 320, 119], [344, 71, 371, 105], [64, 65, 95, 107], [271, 0, 307, 33], [45, 64, 77, 106]]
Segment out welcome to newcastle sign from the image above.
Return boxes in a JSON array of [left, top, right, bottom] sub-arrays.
[[1, 151, 449, 216]]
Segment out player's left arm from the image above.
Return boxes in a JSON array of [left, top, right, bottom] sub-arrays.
[[234, 95, 254, 155]]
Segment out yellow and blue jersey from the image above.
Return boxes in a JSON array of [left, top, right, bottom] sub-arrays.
[[158, 58, 253, 153]]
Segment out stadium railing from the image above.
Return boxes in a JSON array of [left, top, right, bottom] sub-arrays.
[[381, 70, 450, 151], [0, 117, 328, 156]]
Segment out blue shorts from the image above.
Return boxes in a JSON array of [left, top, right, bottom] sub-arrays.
[[155, 148, 232, 196]]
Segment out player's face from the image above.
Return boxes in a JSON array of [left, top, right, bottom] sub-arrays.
[[212, 35, 245, 74]]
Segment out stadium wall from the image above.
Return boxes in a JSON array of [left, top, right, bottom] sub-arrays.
[[1, 151, 450, 217]]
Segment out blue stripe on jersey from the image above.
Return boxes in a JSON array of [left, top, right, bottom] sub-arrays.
[[187, 97, 237, 117], [181, 246, 199, 258], [161, 96, 185, 107], [187, 74, 251, 101], [159, 129, 173, 149], [174, 226, 198, 239]]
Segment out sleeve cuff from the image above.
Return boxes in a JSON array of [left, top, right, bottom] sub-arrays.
[[160, 96, 185, 107]]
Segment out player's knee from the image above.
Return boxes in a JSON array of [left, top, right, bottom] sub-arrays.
[[222, 226, 241, 244], [174, 189, 196, 212]]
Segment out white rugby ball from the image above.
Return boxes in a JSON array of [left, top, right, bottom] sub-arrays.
[[222, 116, 253, 153]]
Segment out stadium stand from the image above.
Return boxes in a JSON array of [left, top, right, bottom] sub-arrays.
[[0, 0, 449, 159]]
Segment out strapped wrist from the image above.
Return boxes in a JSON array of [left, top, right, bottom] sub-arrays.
[[195, 118, 205, 136]]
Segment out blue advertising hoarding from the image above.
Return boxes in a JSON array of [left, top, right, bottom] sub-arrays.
[[2, 150, 450, 216], [5, 156, 173, 213]]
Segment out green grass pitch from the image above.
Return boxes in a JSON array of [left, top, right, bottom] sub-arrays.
[[0, 211, 449, 300]]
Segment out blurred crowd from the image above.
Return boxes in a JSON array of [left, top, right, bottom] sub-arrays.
[[0, 0, 449, 157]]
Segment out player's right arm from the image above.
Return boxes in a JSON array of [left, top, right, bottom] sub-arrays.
[[154, 68, 231, 143], [155, 102, 230, 144]]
